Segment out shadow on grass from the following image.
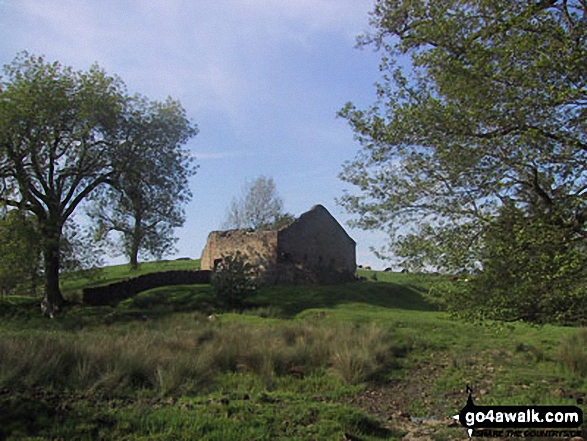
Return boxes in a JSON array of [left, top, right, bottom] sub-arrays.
[[62, 284, 217, 328], [0, 285, 215, 330], [0, 392, 56, 440], [1, 276, 437, 329], [253, 280, 437, 318], [353, 414, 404, 439], [96, 279, 435, 325]]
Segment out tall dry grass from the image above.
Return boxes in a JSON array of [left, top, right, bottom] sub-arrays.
[[0, 318, 405, 396], [558, 328, 587, 377]]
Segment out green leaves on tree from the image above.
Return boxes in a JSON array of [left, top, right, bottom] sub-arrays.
[[339, 0, 587, 324]]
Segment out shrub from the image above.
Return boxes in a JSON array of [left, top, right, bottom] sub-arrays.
[[211, 252, 257, 310], [426, 207, 587, 325]]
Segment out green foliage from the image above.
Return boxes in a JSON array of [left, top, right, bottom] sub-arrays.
[[426, 207, 587, 324], [339, 0, 587, 324], [87, 96, 198, 269], [0, 51, 196, 312], [0, 210, 41, 295], [59, 220, 105, 274], [0, 319, 402, 397], [0, 52, 128, 309], [211, 252, 258, 310], [471, 208, 587, 324], [0, 261, 585, 439]]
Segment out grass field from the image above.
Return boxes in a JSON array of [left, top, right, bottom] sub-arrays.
[[0, 261, 585, 440]]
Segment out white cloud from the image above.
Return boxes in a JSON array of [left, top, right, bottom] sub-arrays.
[[3, 0, 374, 117]]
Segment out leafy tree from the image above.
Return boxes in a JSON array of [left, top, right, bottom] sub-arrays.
[[87, 96, 197, 270], [59, 219, 105, 274], [0, 210, 41, 295], [0, 52, 193, 315], [338, 0, 587, 322], [426, 207, 587, 324], [0, 52, 127, 314], [223, 176, 294, 231], [470, 207, 587, 324]]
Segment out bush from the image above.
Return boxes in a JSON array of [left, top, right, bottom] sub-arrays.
[[211, 252, 257, 310], [0, 211, 41, 295], [426, 207, 587, 325]]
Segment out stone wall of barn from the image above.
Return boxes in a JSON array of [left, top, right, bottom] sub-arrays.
[[200, 229, 279, 282], [199, 205, 356, 285], [276, 205, 356, 284]]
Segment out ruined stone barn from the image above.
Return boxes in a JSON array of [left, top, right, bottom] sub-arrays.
[[200, 205, 356, 284]]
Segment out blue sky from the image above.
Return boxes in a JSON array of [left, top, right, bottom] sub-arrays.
[[1, 0, 393, 269]]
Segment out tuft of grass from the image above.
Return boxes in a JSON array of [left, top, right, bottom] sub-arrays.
[[0, 331, 215, 396], [328, 324, 397, 385], [4, 263, 587, 439], [557, 328, 587, 377], [514, 342, 547, 363]]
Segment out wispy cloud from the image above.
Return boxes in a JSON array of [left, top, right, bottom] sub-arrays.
[[2, 0, 373, 114]]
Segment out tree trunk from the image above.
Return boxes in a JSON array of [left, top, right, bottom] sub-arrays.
[[129, 218, 142, 271], [41, 223, 64, 317], [130, 243, 139, 271]]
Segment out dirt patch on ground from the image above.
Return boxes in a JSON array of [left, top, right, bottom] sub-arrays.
[[342, 356, 467, 440], [343, 355, 587, 441]]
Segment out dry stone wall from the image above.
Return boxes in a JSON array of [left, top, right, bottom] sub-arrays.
[[82, 270, 211, 306], [277, 205, 356, 284]]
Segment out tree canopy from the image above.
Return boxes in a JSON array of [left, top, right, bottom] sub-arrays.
[[339, 0, 587, 323], [88, 96, 197, 269], [0, 52, 197, 314]]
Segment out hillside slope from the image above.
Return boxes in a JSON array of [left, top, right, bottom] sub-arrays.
[[0, 262, 585, 440]]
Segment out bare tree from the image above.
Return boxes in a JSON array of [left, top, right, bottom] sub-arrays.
[[224, 176, 293, 231]]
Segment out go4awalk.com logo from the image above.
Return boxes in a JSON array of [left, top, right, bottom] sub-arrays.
[[452, 386, 584, 438]]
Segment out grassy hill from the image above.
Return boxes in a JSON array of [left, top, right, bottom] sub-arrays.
[[0, 261, 585, 440]]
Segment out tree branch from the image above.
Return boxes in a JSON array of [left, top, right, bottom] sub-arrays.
[[63, 173, 113, 220]]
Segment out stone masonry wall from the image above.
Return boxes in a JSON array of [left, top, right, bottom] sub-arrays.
[[82, 270, 211, 306], [199, 205, 356, 285], [277, 205, 356, 284], [200, 229, 279, 282]]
